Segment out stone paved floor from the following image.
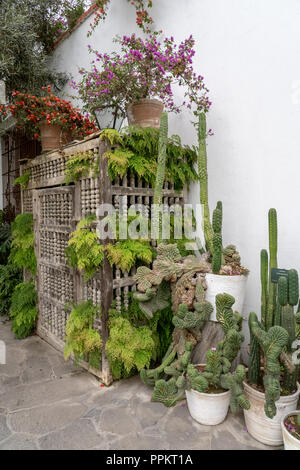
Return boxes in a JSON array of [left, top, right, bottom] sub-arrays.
[[0, 320, 282, 450]]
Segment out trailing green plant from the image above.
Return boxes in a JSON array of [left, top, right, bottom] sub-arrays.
[[0, 222, 12, 264], [64, 300, 102, 369], [106, 315, 156, 379], [0, 264, 22, 316], [151, 293, 249, 411], [107, 293, 174, 379], [100, 125, 199, 190], [9, 213, 36, 275], [13, 170, 31, 190], [105, 239, 153, 273], [65, 151, 99, 184], [248, 209, 300, 418], [9, 280, 38, 339], [65, 215, 104, 281]]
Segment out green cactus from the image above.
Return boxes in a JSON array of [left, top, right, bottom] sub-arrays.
[[260, 249, 268, 328], [212, 202, 223, 274], [278, 271, 298, 352], [248, 311, 289, 418], [248, 323, 261, 386], [198, 113, 214, 254], [172, 299, 213, 331], [220, 365, 250, 414], [153, 112, 168, 240]]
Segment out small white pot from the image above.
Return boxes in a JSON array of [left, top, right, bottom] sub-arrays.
[[281, 411, 300, 450], [243, 381, 300, 446], [185, 387, 230, 426], [205, 273, 248, 321]]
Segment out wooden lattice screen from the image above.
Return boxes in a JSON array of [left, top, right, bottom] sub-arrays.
[[20, 132, 186, 385]]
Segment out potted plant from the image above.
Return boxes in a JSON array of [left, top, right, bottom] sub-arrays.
[[72, 34, 211, 129], [197, 113, 248, 321], [281, 411, 300, 450], [7, 86, 97, 152], [149, 293, 250, 425], [243, 209, 300, 446]]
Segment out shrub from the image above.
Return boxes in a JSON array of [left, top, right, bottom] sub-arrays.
[[10, 280, 38, 339]]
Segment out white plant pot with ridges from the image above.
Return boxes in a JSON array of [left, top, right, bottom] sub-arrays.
[[281, 411, 300, 450], [185, 388, 230, 425], [243, 381, 300, 446], [205, 274, 248, 321]]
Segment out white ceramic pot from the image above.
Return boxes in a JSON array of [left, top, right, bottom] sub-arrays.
[[185, 387, 230, 425], [205, 273, 248, 321], [281, 411, 300, 450], [243, 381, 300, 446]]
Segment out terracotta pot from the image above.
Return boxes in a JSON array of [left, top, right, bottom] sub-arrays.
[[205, 273, 248, 321], [126, 99, 164, 129], [185, 364, 231, 425], [39, 122, 76, 152], [243, 381, 300, 446], [281, 411, 300, 450]]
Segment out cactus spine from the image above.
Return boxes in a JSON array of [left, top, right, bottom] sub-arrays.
[[153, 112, 168, 240], [212, 201, 223, 273], [198, 113, 214, 254]]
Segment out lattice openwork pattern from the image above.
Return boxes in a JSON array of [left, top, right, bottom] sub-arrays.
[[21, 133, 186, 384]]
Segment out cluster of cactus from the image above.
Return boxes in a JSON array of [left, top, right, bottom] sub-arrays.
[[248, 208, 300, 419], [151, 293, 250, 413], [198, 114, 246, 275]]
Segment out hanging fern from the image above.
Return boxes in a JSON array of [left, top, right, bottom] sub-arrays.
[[100, 125, 198, 190], [10, 280, 38, 339], [0, 222, 12, 264], [9, 213, 36, 275], [105, 239, 153, 273], [64, 300, 102, 369], [65, 215, 104, 281], [106, 316, 156, 379], [65, 151, 99, 184], [0, 264, 22, 316], [13, 170, 31, 189], [107, 294, 174, 379]]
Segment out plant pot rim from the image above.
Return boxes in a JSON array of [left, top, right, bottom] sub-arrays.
[[206, 273, 249, 279], [189, 363, 229, 397], [243, 380, 300, 399], [126, 98, 164, 107], [281, 410, 300, 444]]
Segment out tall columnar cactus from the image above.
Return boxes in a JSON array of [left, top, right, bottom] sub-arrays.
[[153, 111, 168, 240], [260, 248, 268, 328], [266, 208, 278, 330], [278, 270, 299, 391], [212, 201, 223, 274], [198, 113, 214, 254], [248, 312, 289, 418]]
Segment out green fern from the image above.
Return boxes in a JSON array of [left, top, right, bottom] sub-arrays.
[[106, 316, 156, 378], [65, 215, 104, 281], [0, 222, 12, 264], [105, 239, 153, 273], [100, 125, 198, 190], [64, 300, 102, 369], [13, 170, 31, 190], [9, 280, 38, 339], [0, 264, 22, 315], [9, 213, 36, 275]]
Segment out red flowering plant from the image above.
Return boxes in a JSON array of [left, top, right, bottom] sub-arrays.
[[72, 34, 211, 121], [6, 86, 97, 139]]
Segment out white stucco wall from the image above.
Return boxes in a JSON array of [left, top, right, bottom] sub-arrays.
[[51, 0, 300, 354]]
